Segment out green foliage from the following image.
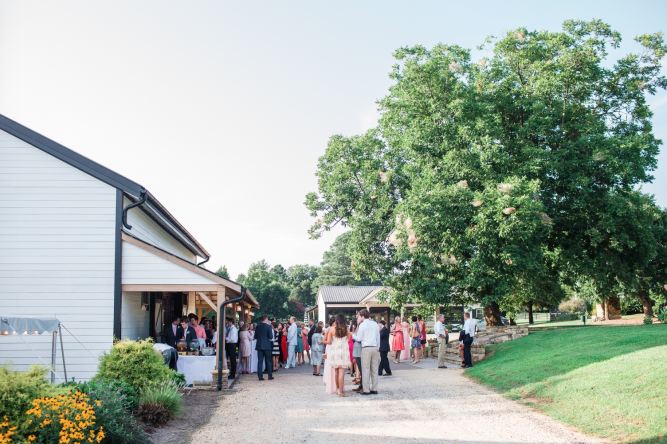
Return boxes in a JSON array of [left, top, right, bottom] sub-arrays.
[[67, 379, 147, 444], [643, 315, 654, 325], [306, 20, 667, 322], [621, 296, 645, 315], [286, 264, 319, 306], [467, 326, 667, 442], [169, 372, 186, 388], [0, 364, 64, 437], [139, 380, 183, 422], [95, 339, 179, 393], [238, 260, 290, 319], [311, 232, 382, 291], [657, 307, 667, 323], [215, 265, 230, 279]]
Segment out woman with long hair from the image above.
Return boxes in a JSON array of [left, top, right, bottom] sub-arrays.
[[310, 325, 324, 376], [280, 323, 288, 364], [272, 322, 281, 372], [301, 322, 311, 363], [239, 323, 252, 374], [322, 316, 337, 394], [401, 317, 411, 361], [329, 314, 352, 397], [296, 322, 304, 366], [348, 319, 357, 378], [391, 316, 405, 363]]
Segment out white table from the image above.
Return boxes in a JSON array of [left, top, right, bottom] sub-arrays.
[[238, 339, 258, 373], [176, 355, 217, 385]]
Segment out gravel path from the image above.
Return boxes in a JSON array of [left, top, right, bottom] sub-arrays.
[[191, 360, 603, 444]]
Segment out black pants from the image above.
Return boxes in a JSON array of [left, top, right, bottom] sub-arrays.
[[355, 357, 362, 380], [379, 351, 392, 375], [256, 349, 272, 379], [225, 342, 237, 378], [463, 340, 472, 367]]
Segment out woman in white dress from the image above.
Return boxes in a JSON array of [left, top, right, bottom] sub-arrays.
[[401, 317, 411, 361]]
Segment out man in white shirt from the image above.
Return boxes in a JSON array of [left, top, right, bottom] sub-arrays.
[[434, 314, 448, 369], [461, 313, 475, 368], [352, 309, 380, 395], [286, 317, 298, 368], [225, 317, 239, 379]]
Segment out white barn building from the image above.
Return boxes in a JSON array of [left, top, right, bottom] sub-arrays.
[[0, 114, 257, 381]]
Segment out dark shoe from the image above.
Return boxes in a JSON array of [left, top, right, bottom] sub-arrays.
[[463, 365, 473, 368], [353, 387, 363, 392], [228, 375, 235, 380], [258, 378, 265, 381], [383, 373, 391, 376], [359, 392, 371, 395], [438, 366, 447, 369], [370, 391, 378, 395], [268, 377, 274, 380]]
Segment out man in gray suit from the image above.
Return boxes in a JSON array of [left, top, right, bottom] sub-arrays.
[[286, 317, 298, 368]]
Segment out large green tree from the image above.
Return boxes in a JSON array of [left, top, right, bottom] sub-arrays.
[[237, 260, 290, 319], [311, 232, 382, 292], [286, 264, 320, 307], [306, 20, 667, 325]]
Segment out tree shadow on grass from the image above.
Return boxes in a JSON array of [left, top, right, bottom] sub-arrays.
[[466, 324, 666, 394]]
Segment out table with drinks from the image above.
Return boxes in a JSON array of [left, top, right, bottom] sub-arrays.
[[175, 339, 217, 385]]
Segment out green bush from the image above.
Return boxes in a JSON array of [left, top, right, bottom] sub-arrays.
[[139, 380, 183, 421], [657, 307, 667, 324], [136, 402, 169, 427], [0, 364, 65, 437], [61, 379, 147, 444], [95, 339, 179, 392], [170, 371, 186, 388], [643, 315, 654, 325], [621, 297, 645, 315]]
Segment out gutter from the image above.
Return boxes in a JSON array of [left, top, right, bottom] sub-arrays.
[[122, 189, 147, 230], [218, 287, 246, 391]]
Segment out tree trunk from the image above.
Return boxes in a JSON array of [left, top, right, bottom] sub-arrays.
[[640, 296, 654, 317], [509, 315, 517, 326], [596, 302, 605, 320], [484, 302, 503, 326], [607, 296, 622, 320], [527, 302, 534, 324]]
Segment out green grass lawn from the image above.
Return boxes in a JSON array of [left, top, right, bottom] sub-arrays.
[[466, 325, 667, 443]]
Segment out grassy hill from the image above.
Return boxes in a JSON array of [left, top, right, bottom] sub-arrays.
[[466, 325, 667, 443]]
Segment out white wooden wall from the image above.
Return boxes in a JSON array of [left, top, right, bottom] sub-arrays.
[[0, 129, 116, 381], [123, 197, 196, 263], [121, 291, 149, 341], [122, 241, 218, 285]]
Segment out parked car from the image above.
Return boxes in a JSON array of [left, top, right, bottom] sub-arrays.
[[475, 318, 486, 332], [448, 323, 462, 332]]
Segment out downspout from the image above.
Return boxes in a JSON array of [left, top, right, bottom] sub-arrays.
[[217, 286, 246, 391], [197, 256, 210, 268], [122, 189, 147, 230]]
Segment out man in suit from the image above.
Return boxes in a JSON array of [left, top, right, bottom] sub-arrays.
[[378, 320, 392, 376], [178, 319, 197, 350], [286, 317, 298, 368], [164, 317, 182, 349], [254, 314, 274, 381]]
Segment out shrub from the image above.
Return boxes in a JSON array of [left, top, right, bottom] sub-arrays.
[[96, 339, 178, 392], [135, 403, 169, 428], [63, 379, 147, 444], [558, 297, 585, 314], [657, 307, 667, 324], [170, 372, 186, 388], [643, 316, 654, 325], [25, 391, 104, 444], [139, 380, 183, 422], [621, 297, 645, 315], [0, 416, 17, 443], [0, 364, 65, 438]]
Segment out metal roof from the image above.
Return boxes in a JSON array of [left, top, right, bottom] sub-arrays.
[[318, 286, 388, 304], [0, 113, 210, 260]]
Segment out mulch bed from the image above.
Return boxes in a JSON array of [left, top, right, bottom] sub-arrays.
[[144, 388, 224, 444]]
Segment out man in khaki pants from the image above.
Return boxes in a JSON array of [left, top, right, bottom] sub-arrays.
[[434, 314, 448, 368], [352, 309, 380, 395]]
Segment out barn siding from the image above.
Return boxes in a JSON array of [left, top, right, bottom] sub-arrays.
[[123, 197, 196, 262], [0, 128, 115, 381], [121, 241, 218, 285], [121, 291, 149, 341]]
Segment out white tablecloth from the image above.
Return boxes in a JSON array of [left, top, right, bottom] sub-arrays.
[[238, 339, 258, 373], [176, 356, 217, 385]]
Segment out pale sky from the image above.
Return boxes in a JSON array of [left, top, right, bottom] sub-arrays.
[[1, 1, 665, 279]]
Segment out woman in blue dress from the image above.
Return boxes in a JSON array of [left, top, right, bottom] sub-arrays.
[[295, 322, 304, 365]]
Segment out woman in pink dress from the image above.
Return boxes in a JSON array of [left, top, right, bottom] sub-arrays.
[[301, 324, 311, 363], [401, 317, 411, 361], [391, 316, 405, 363], [238, 324, 252, 374], [322, 316, 337, 394]]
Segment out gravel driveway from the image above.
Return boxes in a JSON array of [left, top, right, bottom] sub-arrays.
[[191, 360, 603, 444]]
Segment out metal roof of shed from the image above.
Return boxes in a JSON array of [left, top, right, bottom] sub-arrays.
[[319, 286, 388, 304]]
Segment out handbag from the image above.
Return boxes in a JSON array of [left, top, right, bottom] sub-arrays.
[[411, 324, 420, 338]]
